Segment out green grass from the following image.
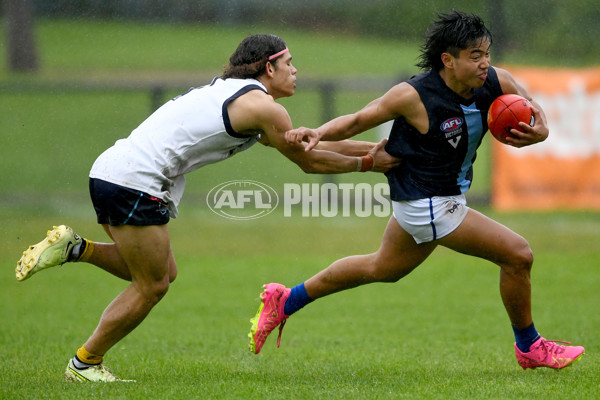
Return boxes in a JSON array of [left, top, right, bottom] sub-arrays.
[[0, 19, 419, 79], [0, 18, 597, 399], [1, 207, 598, 399]]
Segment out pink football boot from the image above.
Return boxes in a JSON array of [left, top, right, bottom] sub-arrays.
[[515, 337, 585, 369], [248, 283, 291, 354]]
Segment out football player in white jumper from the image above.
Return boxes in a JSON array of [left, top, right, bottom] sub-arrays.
[[15, 34, 400, 382]]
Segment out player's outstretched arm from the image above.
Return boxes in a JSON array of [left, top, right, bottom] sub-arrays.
[[252, 96, 395, 173], [367, 138, 402, 172], [231, 89, 400, 173], [315, 139, 375, 156], [316, 139, 401, 172], [285, 127, 321, 151], [286, 82, 415, 152]]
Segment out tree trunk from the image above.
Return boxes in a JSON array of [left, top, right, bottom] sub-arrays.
[[488, 0, 507, 62], [4, 0, 39, 72]]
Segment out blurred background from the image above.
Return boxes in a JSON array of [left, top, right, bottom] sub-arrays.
[[2, 4, 599, 397], [1, 0, 599, 213], [8, 0, 600, 69]]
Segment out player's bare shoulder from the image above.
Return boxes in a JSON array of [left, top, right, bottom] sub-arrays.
[[384, 81, 428, 133], [388, 82, 422, 112], [357, 81, 421, 129], [244, 89, 288, 120], [493, 66, 512, 81], [237, 88, 274, 110], [228, 88, 293, 140], [494, 67, 526, 97], [227, 89, 281, 133]]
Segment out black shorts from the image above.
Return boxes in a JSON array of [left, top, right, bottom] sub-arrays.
[[89, 178, 170, 226]]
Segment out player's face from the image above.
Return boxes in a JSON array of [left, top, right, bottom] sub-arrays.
[[270, 53, 297, 99], [453, 37, 491, 89]]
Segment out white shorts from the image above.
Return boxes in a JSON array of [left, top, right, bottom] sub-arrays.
[[392, 195, 469, 244]]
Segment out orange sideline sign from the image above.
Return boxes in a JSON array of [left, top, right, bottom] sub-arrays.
[[492, 67, 600, 210]]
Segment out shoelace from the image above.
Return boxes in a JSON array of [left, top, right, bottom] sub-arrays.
[[276, 318, 287, 348], [539, 339, 571, 355]]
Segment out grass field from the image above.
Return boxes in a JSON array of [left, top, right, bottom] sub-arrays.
[[1, 19, 599, 399], [2, 207, 599, 399]]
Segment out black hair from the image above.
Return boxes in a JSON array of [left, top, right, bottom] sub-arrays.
[[221, 34, 287, 79], [416, 10, 492, 71]]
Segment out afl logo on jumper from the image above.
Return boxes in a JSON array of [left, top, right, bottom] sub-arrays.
[[441, 117, 464, 149]]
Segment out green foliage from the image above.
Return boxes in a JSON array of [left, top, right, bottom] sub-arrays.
[[499, 0, 600, 65], [28, 0, 600, 67], [0, 19, 420, 78]]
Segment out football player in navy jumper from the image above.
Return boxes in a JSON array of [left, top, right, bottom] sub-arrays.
[[251, 11, 585, 370]]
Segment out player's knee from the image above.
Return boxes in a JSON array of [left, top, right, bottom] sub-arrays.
[[139, 277, 171, 305], [506, 238, 534, 274], [152, 280, 170, 304], [168, 262, 178, 283], [517, 239, 533, 268]]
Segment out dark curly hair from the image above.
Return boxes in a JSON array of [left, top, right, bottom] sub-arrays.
[[416, 10, 492, 71], [221, 34, 287, 79]]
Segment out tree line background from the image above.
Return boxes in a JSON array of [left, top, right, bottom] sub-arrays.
[[3, 0, 600, 73]]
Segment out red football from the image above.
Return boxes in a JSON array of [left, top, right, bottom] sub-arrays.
[[487, 94, 535, 142]]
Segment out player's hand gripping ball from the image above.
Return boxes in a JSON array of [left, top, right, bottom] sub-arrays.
[[487, 94, 535, 142]]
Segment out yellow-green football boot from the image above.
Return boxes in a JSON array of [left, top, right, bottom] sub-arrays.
[[16, 225, 81, 281]]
